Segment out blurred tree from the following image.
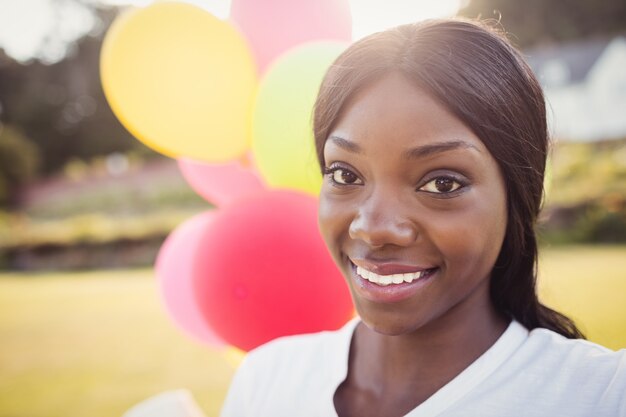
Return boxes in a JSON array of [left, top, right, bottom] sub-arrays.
[[0, 124, 40, 206], [0, 4, 157, 177], [459, 0, 626, 47]]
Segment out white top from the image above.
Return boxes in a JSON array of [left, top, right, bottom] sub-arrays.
[[220, 319, 626, 417]]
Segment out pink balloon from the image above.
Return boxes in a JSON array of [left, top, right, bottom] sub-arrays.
[[193, 190, 354, 351], [156, 211, 224, 346], [177, 157, 265, 207], [230, 0, 352, 74]]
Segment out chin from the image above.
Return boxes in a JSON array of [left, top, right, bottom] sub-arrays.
[[361, 317, 420, 336], [354, 301, 429, 337]]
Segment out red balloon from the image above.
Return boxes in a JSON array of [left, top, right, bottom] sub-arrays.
[[193, 190, 354, 351], [230, 0, 352, 75]]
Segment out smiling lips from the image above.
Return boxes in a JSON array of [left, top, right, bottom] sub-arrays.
[[349, 259, 437, 303], [356, 266, 431, 286]]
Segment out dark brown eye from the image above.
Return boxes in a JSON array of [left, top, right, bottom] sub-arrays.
[[435, 177, 454, 192], [330, 168, 362, 185], [420, 176, 462, 193]]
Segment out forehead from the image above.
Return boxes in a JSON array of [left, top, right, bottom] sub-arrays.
[[327, 72, 489, 158]]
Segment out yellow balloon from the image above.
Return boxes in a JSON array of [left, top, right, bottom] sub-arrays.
[[100, 2, 257, 161]]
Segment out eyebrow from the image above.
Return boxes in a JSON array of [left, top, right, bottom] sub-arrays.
[[327, 135, 480, 159], [328, 135, 362, 153], [402, 140, 481, 159]]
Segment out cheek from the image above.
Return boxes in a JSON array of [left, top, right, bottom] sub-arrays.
[[429, 195, 507, 275], [318, 195, 349, 259]]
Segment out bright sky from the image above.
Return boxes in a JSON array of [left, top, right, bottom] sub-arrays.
[[0, 0, 465, 63]]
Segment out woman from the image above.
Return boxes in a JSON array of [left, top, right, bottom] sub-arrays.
[[220, 19, 626, 417]]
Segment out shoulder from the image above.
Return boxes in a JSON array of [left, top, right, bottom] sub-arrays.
[[220, 320, 357, 416], [510, 327, 626, 411], [451, 325, 626, 417], [243, 327, 343, 375], [516, 326, 626, 380], [242, 318, 358, 380], [525, 327, 625, 366]]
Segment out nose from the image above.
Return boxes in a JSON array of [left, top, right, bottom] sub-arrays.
[[348, 190, 418, 248]]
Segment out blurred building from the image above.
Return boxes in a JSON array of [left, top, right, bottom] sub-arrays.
[[526, 36, 626, 142]]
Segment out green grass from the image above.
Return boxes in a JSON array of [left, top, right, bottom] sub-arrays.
[[0, 246, 625, 416], [0, 269, 236, 417]]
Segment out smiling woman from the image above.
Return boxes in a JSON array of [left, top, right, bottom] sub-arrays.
[[319, 73, 508, 340], [219, 19, 626, 417]]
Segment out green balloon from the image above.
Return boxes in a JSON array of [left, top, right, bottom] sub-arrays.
[[252, 42, 347, 195]]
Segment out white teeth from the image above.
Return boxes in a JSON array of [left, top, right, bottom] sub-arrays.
[[355, 266, 429, 286], [380, 276, 393, 285]]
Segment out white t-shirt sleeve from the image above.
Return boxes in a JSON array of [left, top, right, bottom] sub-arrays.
[[216, 325, 352, 417]]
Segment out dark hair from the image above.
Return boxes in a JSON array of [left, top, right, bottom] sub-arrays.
[[313, 19, 584, 339]]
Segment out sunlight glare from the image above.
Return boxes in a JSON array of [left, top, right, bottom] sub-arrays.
[[0, 0, 466, 62], [349, 0, 464, 40], [0, 0, 95, 63], [99, 0, 463, 36], [100, 0, 232, 19]]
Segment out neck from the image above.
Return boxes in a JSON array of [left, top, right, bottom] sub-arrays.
[[349, 293, 508, 396]]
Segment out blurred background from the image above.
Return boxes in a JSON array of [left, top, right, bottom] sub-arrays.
[[0, 0, 624, 416]]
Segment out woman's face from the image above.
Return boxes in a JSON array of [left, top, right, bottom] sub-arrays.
[[318, 72, 508, 335]]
